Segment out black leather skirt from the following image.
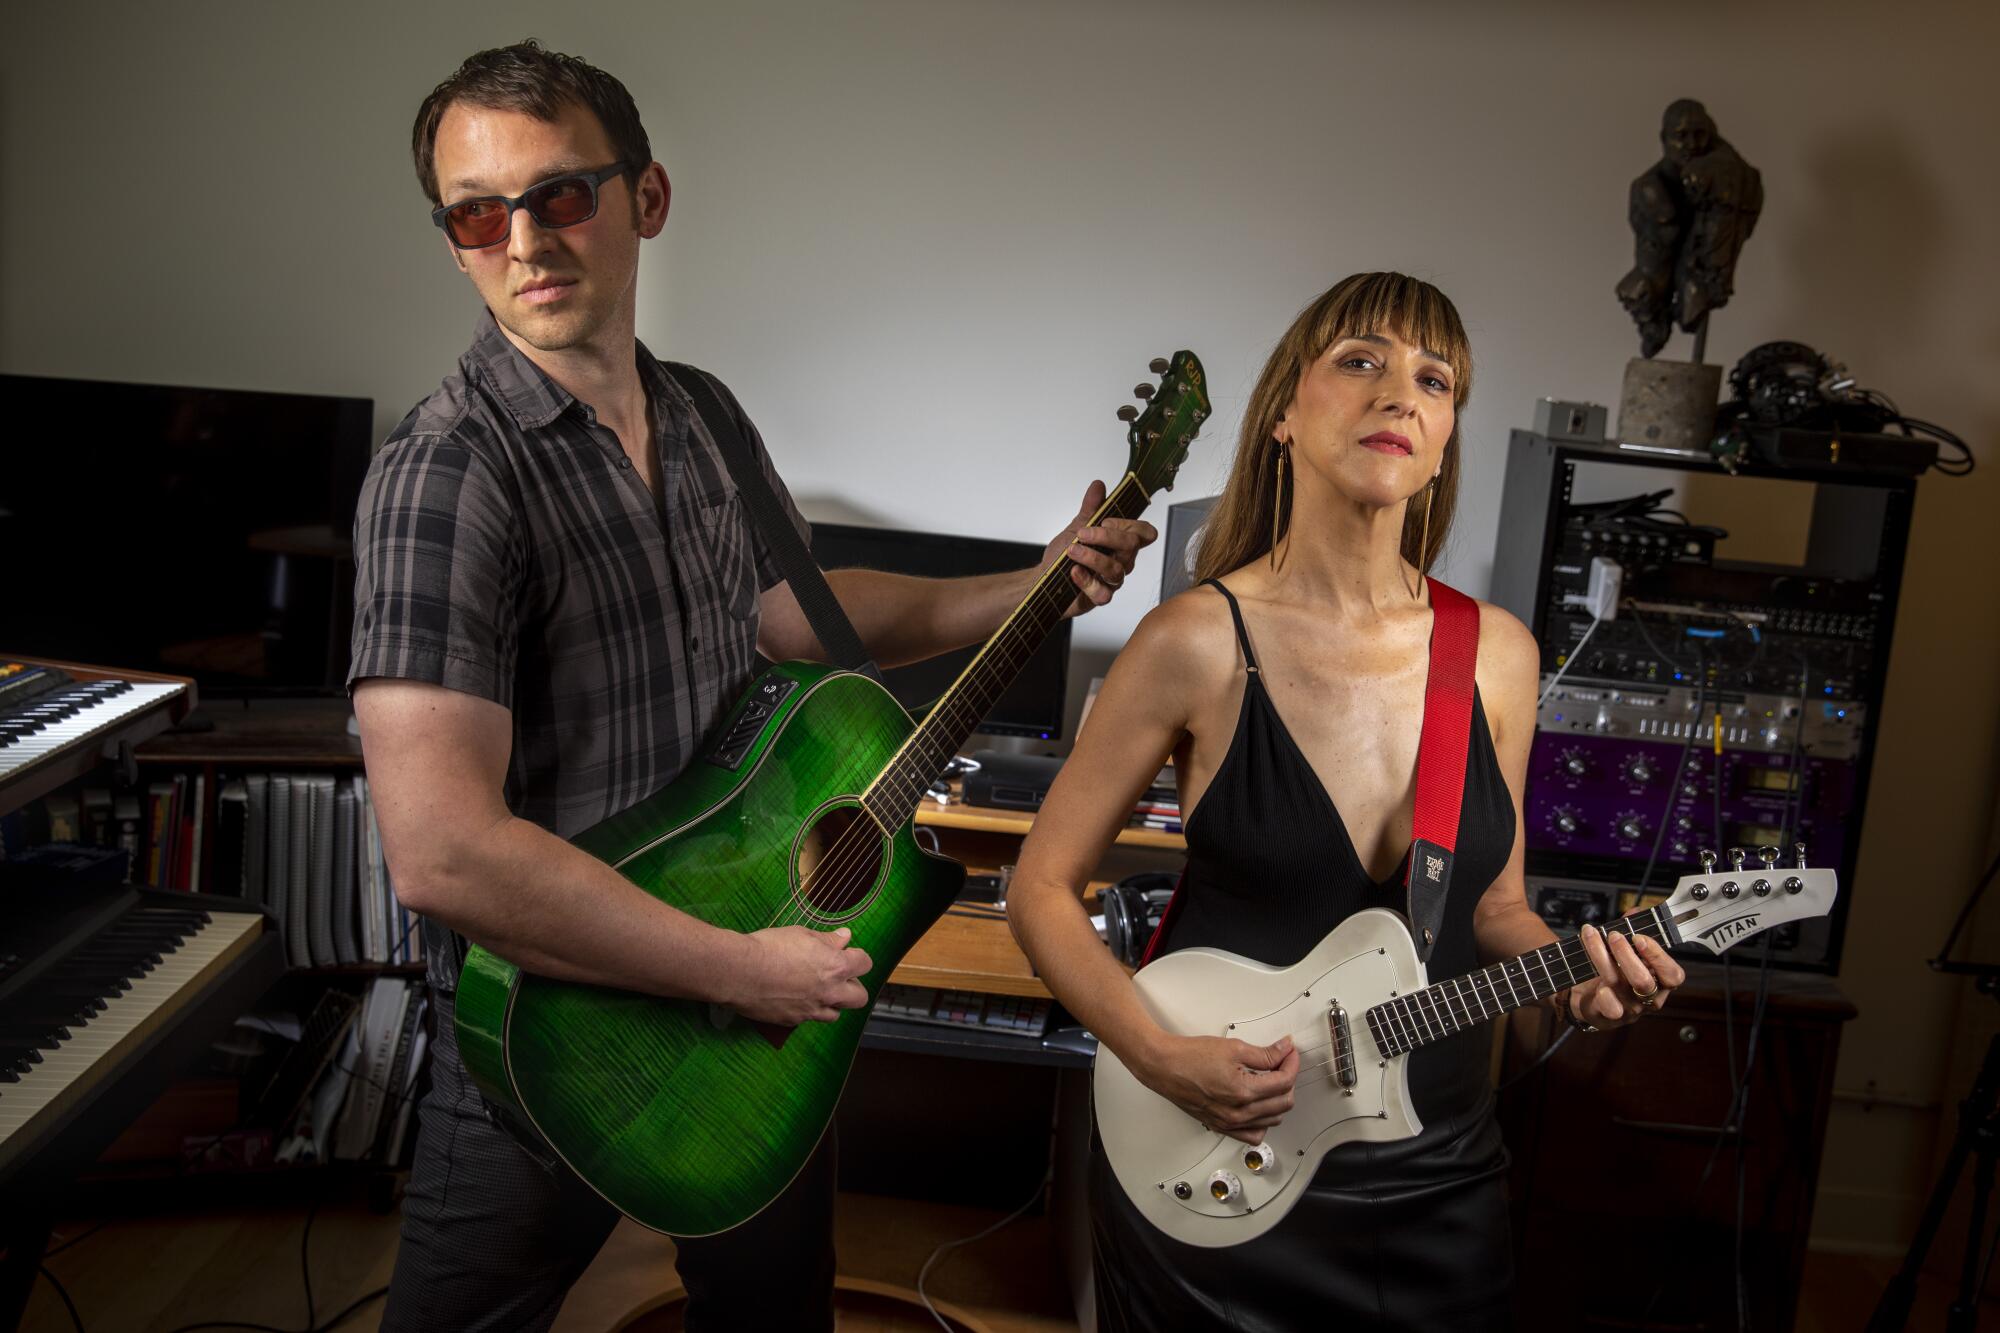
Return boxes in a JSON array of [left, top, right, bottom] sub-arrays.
[[1090, 1097, 1513, 1332]]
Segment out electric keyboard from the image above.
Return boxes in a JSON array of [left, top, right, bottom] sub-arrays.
[[0, 660, 192, 814], [0, 884, 283, 1189]]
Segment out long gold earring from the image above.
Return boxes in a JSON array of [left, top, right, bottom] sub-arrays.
[[1269, 444, 1288, 569], [1414, 479, 1435, 594]]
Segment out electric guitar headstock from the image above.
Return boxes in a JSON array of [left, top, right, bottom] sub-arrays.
[[1659, 844, 1838, 954], [1116, 351, 1209, 496]]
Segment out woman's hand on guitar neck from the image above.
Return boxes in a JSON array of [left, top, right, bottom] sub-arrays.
[[1567, 924, 1688, 1029], [728, 925, 874, 1026], [1131, 1032, 1300, 1146]]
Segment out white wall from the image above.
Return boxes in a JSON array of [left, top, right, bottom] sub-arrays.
[[7, 0, 1998, 1254]]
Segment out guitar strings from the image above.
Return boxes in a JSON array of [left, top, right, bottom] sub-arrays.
[[1248, 910, 1680, 1077], [758, 550, 1069, 930], [757, 538, 1093, 934], [1370, 912, 1678, 1055], [767, 552, 1079, 931], [761, 483, 1143, 935]]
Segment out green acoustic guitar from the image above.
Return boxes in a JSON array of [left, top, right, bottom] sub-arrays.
[[453, 352, 1210, 1236]]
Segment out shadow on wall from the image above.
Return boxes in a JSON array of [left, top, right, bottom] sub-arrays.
[[1776, 122, 1944, 372], [795, 494, 896, 527]]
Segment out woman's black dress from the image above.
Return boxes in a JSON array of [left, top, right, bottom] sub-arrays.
[[1091, 580, 1518, 1332]]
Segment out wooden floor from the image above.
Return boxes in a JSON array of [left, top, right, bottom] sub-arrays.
[[19, 1184, 1992, 1332], [20, 1184, 1074, 1333]]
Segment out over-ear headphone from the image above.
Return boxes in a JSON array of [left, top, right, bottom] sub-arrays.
[[1100, 872, 1179, 966]]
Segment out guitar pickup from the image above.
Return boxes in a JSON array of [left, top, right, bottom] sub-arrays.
[[1327, 1001, 1357, 1089], [706, 676, 799, 770]]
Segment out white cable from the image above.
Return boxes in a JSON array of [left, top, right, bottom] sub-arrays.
[[917, 1174, 1049, 1331], [1537, 613, 1602, 708]]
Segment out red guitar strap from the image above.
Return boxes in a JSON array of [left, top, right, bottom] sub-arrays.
[[1405, 577, 1480, 962], [1138, 577, 1480, 969]]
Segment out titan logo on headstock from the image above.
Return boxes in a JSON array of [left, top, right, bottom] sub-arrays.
[[1699, 915, 1760, 946]]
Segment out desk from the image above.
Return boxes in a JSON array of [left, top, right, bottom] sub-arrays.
[[889, 796, 1183, 999]]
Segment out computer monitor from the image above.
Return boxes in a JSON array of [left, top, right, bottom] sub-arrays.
[[1159, 495, 1220, 602], [0, 373, 373, 694], [809, 522, 1070, 740]]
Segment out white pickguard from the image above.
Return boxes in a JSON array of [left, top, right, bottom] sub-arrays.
[[1093, 908, 1428, 1247]]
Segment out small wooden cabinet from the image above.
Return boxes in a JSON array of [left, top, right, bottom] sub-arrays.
[[1499, 963, 1854, 1331]]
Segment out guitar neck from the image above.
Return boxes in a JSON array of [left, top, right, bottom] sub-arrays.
[[1364, 907, 1677, 1057], [861, 473, 1154, 828]]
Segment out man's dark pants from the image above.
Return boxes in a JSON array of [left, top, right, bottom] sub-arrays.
[[381, 990, 836, 1332]]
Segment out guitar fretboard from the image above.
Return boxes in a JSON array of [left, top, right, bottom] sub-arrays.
[[1363, 907, 1676, 1057], [860, 474, 1153, 827]]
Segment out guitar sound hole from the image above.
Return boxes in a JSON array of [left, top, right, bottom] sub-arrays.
[[792, 805, 885, 920]]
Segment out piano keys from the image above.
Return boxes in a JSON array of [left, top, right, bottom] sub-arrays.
[[0, 884, 283, 1192], [0, 659, 193, 815]]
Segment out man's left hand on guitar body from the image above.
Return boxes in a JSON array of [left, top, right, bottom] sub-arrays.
[[1564, 924, 1688, 1030], [1048, 479, 1158, 615]]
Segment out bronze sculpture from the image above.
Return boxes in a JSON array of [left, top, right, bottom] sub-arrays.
[[1617, 99, 1763, 358]]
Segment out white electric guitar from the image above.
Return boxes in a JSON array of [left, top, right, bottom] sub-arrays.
[[1093, 846, 1838, 1247]]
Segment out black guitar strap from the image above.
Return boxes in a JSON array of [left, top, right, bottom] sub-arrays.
[[664, 363, 881, 682]]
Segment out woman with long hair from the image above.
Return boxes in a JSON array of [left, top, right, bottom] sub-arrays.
[[1008, 272, 1684, 1329]]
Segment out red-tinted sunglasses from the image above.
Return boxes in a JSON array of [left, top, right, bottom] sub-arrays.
[[431, 162, 630, 250]]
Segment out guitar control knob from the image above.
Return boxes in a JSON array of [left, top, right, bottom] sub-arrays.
[[1116, 405, 1139, 422], [1208, 1171, 1244, 1203], [1242, 1143, 1277, 1174], [1149, 356, 1170, 374], [1618, 817, 1646, 842]]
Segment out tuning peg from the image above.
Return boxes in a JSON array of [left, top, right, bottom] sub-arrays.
[[1133, 383, 1155, 400], [1727, 848, 1746, 872], [1116, 404, 1139, 423], [1793, 842, 1808, 870], [1149, 356, 1170, 374], [1757, 845, 1780, 869], [1698, 849, 1717, 874]]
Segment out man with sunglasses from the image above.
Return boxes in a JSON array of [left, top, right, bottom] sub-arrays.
[[348, 40, 1154, 1333]]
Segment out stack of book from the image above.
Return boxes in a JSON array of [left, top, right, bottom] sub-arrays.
[[1129, 765, 1182, 834], [273, 975, 430, 1167], [211, 773, 422, 969]]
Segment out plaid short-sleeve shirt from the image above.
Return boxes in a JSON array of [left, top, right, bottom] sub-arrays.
[[348, 313, 808, 840]]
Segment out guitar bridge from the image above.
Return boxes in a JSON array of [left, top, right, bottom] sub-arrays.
[[1327, 1001, 1356, 1089]]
